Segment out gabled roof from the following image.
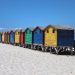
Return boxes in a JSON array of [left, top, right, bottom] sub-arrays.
[[54, 25, 73, 30], [6, 28, 24, 33], [25, 27, 34, 31], [9, 30, 15, 33], [10, 28, 25, 32], [15, 29, 22, 32], [20, 29, 25, 32], [45, 24, 74, 30], [33, 26, 45, 31]]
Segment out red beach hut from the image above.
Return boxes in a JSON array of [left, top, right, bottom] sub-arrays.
[[4, 32, 8, 43], [20, 30, 25, 47]]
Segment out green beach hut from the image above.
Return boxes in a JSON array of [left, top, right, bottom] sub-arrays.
[[25, 28, 34, 49]]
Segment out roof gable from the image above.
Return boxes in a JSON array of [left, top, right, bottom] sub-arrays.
[[45, 24, 74, 30], [33, 26, 45, 31]]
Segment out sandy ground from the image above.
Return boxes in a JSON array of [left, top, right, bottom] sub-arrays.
[[0, 43, 75, 75]]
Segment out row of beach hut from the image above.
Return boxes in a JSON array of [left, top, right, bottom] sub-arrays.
[[0, 25, 75, 54]]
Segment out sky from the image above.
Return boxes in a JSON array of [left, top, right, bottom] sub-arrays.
[[0, 0, 75, 29]]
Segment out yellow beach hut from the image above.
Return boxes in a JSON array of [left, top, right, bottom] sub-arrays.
[[2, 32, 5, 43], [44, 25, 74, 54], [44, 25, 57, 47], [15, 30, 21, 46]]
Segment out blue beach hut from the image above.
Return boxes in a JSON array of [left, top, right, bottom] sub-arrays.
[[9, 30, 15, 44], [32, 26, 45, 50]]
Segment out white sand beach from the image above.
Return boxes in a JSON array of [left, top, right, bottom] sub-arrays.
[[0, 43, 75, 75]]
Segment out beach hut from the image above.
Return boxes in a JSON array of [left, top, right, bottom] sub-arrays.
[[0, 32, 2, 42], [44, 25, 57, 47], [33, 26, 45, 50], [2, 32, 8, 43], [9, 30, 15, 44], [2, 32, 5, 43], [4, 32, 8, 43], [44, 25, 74, 54], [20, 30, 25, 47], [25, 28, 34, 48], [15, 30, 21, 46], [7, 32, 10, 44]]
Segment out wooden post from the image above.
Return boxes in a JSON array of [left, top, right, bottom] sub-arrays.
[[37, 45, 39, 50], [42, 46, 45, 52], [49, 47, 52, 53], [71, 47, 74, 55], [55, 47, 59, 55], [31, 44, 33, 49]]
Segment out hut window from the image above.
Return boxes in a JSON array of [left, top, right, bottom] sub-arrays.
[[18, 32, 19, 34], [46, 30, 49, 33], [53, 29, 55, 33]]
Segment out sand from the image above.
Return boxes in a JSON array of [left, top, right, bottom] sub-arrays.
[[0, 43, 75, 75]]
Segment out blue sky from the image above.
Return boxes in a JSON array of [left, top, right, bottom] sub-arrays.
[[0, 0, 75, 29]]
